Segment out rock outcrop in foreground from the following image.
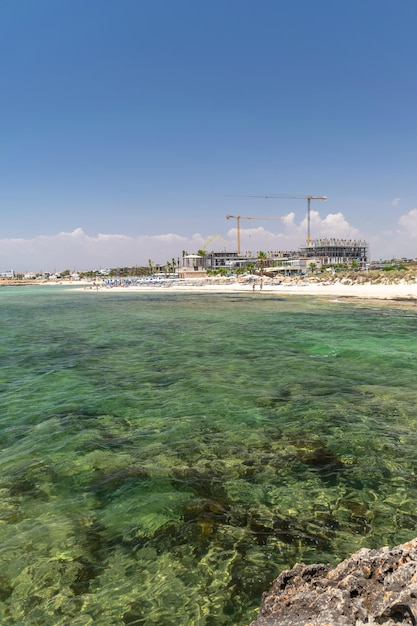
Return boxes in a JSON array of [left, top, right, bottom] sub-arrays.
[[251, 538, 417, 626]]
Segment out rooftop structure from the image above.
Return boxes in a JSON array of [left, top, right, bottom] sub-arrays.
[[0, 270, 15, 279], [299, 239, 369, 267]]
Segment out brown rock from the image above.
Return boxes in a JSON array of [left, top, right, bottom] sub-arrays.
[[250, 538, 417, 625]]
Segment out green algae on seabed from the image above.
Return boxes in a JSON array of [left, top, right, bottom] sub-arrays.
[[1, 288, 417, 624]]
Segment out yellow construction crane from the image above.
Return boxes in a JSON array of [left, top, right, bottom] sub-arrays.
[[201, 234, 227, 252], [227, 194, 327, 245], [225, 215, 285, 255]]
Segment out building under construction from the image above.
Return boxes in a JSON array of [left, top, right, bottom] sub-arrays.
[[299, 239, 369, 267]]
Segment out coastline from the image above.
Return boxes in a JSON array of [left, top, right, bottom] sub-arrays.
[[80, 279, 417, 302], [4, 277, 417, 302]]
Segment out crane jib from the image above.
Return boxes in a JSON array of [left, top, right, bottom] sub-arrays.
[[226, 194, 327, 245]]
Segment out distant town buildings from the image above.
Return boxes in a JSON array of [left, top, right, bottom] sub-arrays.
[[179, 238, 370, 278], [0, 239, 372, 280]]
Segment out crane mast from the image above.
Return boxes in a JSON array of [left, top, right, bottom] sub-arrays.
[[227, 194, 327, 245], [225, 215, 285, 255]]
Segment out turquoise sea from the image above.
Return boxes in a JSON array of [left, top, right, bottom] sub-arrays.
[[1, 286, 417, 625]]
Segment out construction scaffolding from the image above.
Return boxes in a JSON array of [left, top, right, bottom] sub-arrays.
[[299, 239, 369, 266]]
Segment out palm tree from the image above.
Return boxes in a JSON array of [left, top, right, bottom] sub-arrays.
[[197, 249, 207, 269], [257, 251, 268, 275]]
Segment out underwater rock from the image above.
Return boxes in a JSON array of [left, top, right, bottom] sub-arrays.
[[251, 537, 417, 625]]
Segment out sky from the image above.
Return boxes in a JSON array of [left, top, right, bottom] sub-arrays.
[[1, 0, 417, 271]]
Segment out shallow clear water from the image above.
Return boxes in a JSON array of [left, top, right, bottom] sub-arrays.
[[1, 286, 417, 624]]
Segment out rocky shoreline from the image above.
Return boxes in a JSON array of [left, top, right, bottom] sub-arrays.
[[250, 538, 417, 626], [286, 269, 417, 287]]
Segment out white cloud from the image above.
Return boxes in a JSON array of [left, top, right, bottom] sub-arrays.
[[3, 207, 416, 271], [366, 208, 417, 260], [232, 210, 361, 253], [0, 229, 193, 272], [307, 211, 361, 239], [398, 208, 417, 238], [392, 197, 401, 206]]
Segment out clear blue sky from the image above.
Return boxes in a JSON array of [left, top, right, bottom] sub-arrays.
[[1, 0, 417, 270]]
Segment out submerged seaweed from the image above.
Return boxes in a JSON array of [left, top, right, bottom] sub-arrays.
[[0, 288, 417, 624]]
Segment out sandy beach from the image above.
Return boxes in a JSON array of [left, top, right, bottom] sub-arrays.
[[6, 275, 416, 301], [79, 278, 417, 301]]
